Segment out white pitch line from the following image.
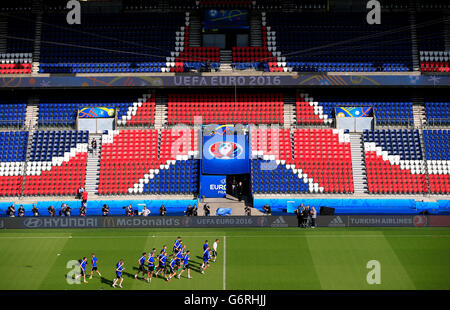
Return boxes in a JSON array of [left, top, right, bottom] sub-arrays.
[[223, 235, 226, 291], [0, 234, 449, 240]]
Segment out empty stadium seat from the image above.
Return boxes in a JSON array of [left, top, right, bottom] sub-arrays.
[[23, 131, 89, 196], [0, 101, 27, 127], [363, 129, 427, 194], [39, 94, 155, 127], [424, 102, 449, 126], [168, 93, 284, 125], [251, 128, 354, 194], [98, 129, 199, 195], [0, 131, 28, 196], [296, 93, 414, 126], [39, 12, 185, 73], [266, 12, 413, 72], [424, 130, 450, 193]]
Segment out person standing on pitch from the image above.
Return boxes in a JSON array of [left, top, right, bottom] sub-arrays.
[[212, 239, 219, 263], [303, 206, 311, 228], [311, 206, 317, 228], [112, 260, 125, 288], [295, 204, 304, 228], [89, 253, 101, 279]]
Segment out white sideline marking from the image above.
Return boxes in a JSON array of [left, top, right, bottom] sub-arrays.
[[223, 235, 226, 291], [0, 234, 449, 240]]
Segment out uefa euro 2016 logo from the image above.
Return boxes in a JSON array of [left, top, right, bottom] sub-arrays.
[[209, 142, 242, 160]]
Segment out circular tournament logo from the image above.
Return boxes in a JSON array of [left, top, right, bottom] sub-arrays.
[[209, 142, 242, 159], [413, 215, 427, 227]]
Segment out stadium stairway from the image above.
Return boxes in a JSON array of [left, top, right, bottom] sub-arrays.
[[283, 92, 296, 127], [417, 129, 431, 192], [0, 15, 7, 53], [412, 102, 426, 128], [349, 133, 368, 194], [408, 0, 420, 71], [188, 12, 201, 47], [445, 15, 450, 50], [31, 2, 43, 74], [219, 50, 233, 72], [250, 11, 263, 47], [24, 99, 38, 130], [85, 134, 102, 196], [155, 93, 168, 129]]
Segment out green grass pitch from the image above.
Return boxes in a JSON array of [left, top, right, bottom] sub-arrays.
[[0, 227, 449, 290]]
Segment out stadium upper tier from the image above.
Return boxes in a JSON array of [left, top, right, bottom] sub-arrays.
[[39, 12, 185, 74], [0, 7, 448, 75], [266, 12, 413, 72]]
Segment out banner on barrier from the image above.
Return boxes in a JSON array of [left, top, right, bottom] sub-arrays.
[[2, 215, 450, 229], [335, 107, 373, 118], [200, 175, 227, 198], [78, 107, 115, 118]]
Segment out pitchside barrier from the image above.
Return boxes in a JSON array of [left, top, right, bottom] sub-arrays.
[[1, 215, 450, 229], [2, 199, 449, 218]]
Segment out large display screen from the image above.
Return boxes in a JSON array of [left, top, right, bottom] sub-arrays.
[[201, 125, 249, 175]]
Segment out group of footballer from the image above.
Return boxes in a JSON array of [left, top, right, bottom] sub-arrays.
[[76, 237, 220, 288]]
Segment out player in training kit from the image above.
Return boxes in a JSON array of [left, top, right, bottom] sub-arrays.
[[212, 239, 219, 263], [166, 255, 178, 281], [155, 251, 167, 278], [77, 257, 88, 283], [201, 246, 211, 274], [177, 250, 192, 279], [173, 237, 181, 253], [145, 252, 156, 283], [112, 260, 125, 288], [203, 240, 209, 251], [134, 252, 147, 279], [177, 240, 183, 253], [160, 245, 167, 255], [89, 253, 101, 279]]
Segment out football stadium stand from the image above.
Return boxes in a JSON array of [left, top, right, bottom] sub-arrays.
[[0, 132, 28, 197], [424, 130, 450, 193], [363, 130, 427, 194], [98, 129, 199, 195], [0, 1, 449, 217], [251, 128, 354, 194], [168, 93, 284, 124], [23, 131, 88, 196], [39, 12, 185, 73], [266, 12, 413, 72], [38, 94, 155, 127]]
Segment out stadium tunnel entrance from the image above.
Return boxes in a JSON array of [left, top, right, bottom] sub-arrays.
[[227, 174, 251, 201]]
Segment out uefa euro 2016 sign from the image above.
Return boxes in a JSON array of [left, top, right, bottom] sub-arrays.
[[202, 125, 250, 175]]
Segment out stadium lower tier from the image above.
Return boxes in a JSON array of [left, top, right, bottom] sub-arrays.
[[0, 129, 449, 196]]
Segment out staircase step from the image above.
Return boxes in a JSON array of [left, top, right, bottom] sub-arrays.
[[349, 133, 368, 194]]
